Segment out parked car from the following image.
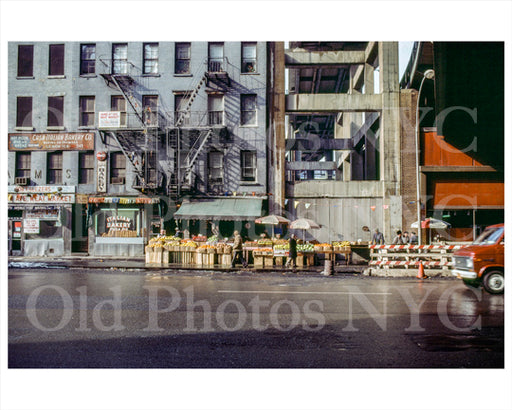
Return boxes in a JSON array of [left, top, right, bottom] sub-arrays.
[[452, 224, 504, 294]]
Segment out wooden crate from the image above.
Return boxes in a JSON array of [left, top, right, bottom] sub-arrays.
[[220, 254, 232, 266], [254, 255, 264, 267], [263, 255, 274, 267], [162, 250, 169, 264], [306, 254, 315, 266], [296, 255, 305, 267], [275, 256, 285, 266], [196, 252, 204, 265]]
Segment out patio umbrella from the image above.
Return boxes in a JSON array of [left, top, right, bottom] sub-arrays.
[[410, 218, 451, 229], [255, 214, 290, 237], [289, 218, 321, 240]]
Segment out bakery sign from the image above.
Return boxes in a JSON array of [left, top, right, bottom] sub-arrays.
[[8, 132, 94, 151]]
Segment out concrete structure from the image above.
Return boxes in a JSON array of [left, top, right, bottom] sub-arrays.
[[268, 42, 412, 243], [8, 42, 268, 256]]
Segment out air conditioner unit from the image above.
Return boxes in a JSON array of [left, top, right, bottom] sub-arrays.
[[15, 177, 29, 186], [111, 177, 125, 184]]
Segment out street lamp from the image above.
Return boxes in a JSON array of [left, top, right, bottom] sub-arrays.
[[415, 69, 435, 246]]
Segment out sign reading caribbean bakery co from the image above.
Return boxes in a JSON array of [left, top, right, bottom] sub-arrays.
[[8, 133, 94, 151]]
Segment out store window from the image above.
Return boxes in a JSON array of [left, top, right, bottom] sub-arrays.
[[111, 96, 127, 127], [110, 152, 126, 184], [208, 94, 224, 125], [49, 44, 65, 76], [17, 45, 34, 77], [16, 152, 31, 178], [48, 96, 64, 128], [175, 43, 191, 74], [95, 208, 141, 237], [241, 150, 256, 182], [79, 151, 94, 184], [143, 43, 159, 74], [79, 96, 95, 127], [143, 95, 158, 126], [208, 43, 224, 72], [47, 152, 63, 184], [80, 44, 96, 75], [16, 96, 32, 128], [241, 43, 257, 73], [112, 43, 128, 74], [208, 151, 224, 184], [25, 220, 63, 240], [240, 94, 257, 126]]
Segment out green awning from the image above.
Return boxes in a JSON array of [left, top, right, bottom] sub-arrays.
[[174, 198, 264, 221]]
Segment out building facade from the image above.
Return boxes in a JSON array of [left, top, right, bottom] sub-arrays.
[[8, 41, 268, 256]]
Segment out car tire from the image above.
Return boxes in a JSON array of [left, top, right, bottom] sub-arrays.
[[483, 270, 504, 294], [462, 278, 480, 289]]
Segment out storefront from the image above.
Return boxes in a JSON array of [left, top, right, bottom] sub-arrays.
[[8, 186, 74, 257], [88, 196, 160, 257]]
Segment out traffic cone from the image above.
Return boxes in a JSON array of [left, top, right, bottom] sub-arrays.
[[416, 262, 426, 279]]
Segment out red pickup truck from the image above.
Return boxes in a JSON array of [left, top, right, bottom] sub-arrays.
[[452, 224, 504, 294]]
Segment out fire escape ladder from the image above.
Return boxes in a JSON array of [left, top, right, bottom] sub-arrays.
[[175, 73, 208, 127], [182, 128, 213, 183], [107, 131, 144, 178], [110, 75, 145, 127]]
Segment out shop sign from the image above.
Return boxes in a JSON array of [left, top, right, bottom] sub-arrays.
[[97, 160, 107, 193], [26, 209, 59, 219], [9, 193, 75, 204], [24, 219, 39, 234], [106, 215, 133, 231], [98, 112, 121, 128], [8, 133, 94, 151], [8, 185, 75, 194], [75, 194, 89, 204], [13, 221, 22, 238], [96, 151, 107, 161]]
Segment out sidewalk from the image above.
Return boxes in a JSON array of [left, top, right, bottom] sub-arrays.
[[7, 255, 367, 276]]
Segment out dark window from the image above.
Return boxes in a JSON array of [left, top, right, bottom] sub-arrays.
[[79, 96, 95, 127], [143, 43, 158, 74], [80, 44, 96, 74], [241, 43, 257, 73], [16, 96, 32, 127], [208, 151, 223, 183], [47, 152, 63, 184], [112, 44, 128, 74], [16, 153, 31, 178], [79, 151, 94, 184], [17, 45, 34, 77], [48, 96, 64, 127], [241, 150, 256, 182], [240, 94, 257, 125], [49, 44, 65, 76], [143, 95, 158, 126], [175, 43, 191, 74], [110, 152, 126, 183], [111, 96, 127, 126]]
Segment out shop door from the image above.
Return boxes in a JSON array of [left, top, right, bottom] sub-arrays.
[[72, 204, 89, 253], [9, 219, 23, 255]]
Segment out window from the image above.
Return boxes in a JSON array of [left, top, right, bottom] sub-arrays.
[[241, 151, 256, 182], [94, 208, 140, 237], [16, 96, 32, 127], [143, 43, 158, 74], [110, 152, 126, 184], [174, 93, 191, 125], [17, 45, 34, 77], [80, 44, 96, 75], [79, 151, 94, 184], [208, 43, 224, 72], [16, 153, 31, 178], [242, 43, 257, 73], [142, 95, 158, 126], [47, 152, 63, 184], [208, 94, 224, 125], [240, 94, 257, 125], [111, 96, 127, 127], [208, 151, 224, 184], [49, 44, 65, 76], [112, 44, 128, 74], [79, 96, 95, 127], [48, 96, 64, 128], [175, 43, 191, 74]]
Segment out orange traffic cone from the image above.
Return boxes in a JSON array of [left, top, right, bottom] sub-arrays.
[[416, 262, 426, 279]]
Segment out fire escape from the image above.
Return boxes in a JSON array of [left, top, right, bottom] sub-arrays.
[[98, 59, 163, 193], [167, 57, 231, 200]]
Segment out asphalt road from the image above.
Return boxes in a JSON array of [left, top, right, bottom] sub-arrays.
[[8, 268, 504, 368]]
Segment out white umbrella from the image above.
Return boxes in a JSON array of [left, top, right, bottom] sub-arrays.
[[289, 218, 321, 240], [411, 218, 451, 229], [255, 214, 290, 237]]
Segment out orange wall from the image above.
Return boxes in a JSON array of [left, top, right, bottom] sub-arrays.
[[432, 179, 504, 207], [423, 131, 483, 166]]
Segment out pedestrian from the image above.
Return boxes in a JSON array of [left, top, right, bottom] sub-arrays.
[[371, 228, 385, 245], [392, 230, 405, 245], [285, 234, 297, 268], [231, 230, 248, 268], [409, 232, 418, 244], [402, 231, 410, 244]]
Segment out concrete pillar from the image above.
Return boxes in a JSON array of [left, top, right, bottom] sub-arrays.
[[364, 63, 374, 95], [378, 42, 401, 238]]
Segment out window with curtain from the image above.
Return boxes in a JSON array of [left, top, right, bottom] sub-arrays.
[[79, 151, 94, 184], [16, 153, 31, 178], [111, 96, 127, 126], [175, 43, 191, 74], [241, 150, 257, 182], [208, 151, 224, 184], [80, 44, 96, 75], [47, 152, 63, 184], [208, 43, 224, 72], [112, 43, 128, 74], [143, 43, 159, 74], [110, 152, 126, 183], [208, 94, 224, 125], [242, 43, 257, 73], [240, 94, 257, 125], [79, 96, 95, 127]]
